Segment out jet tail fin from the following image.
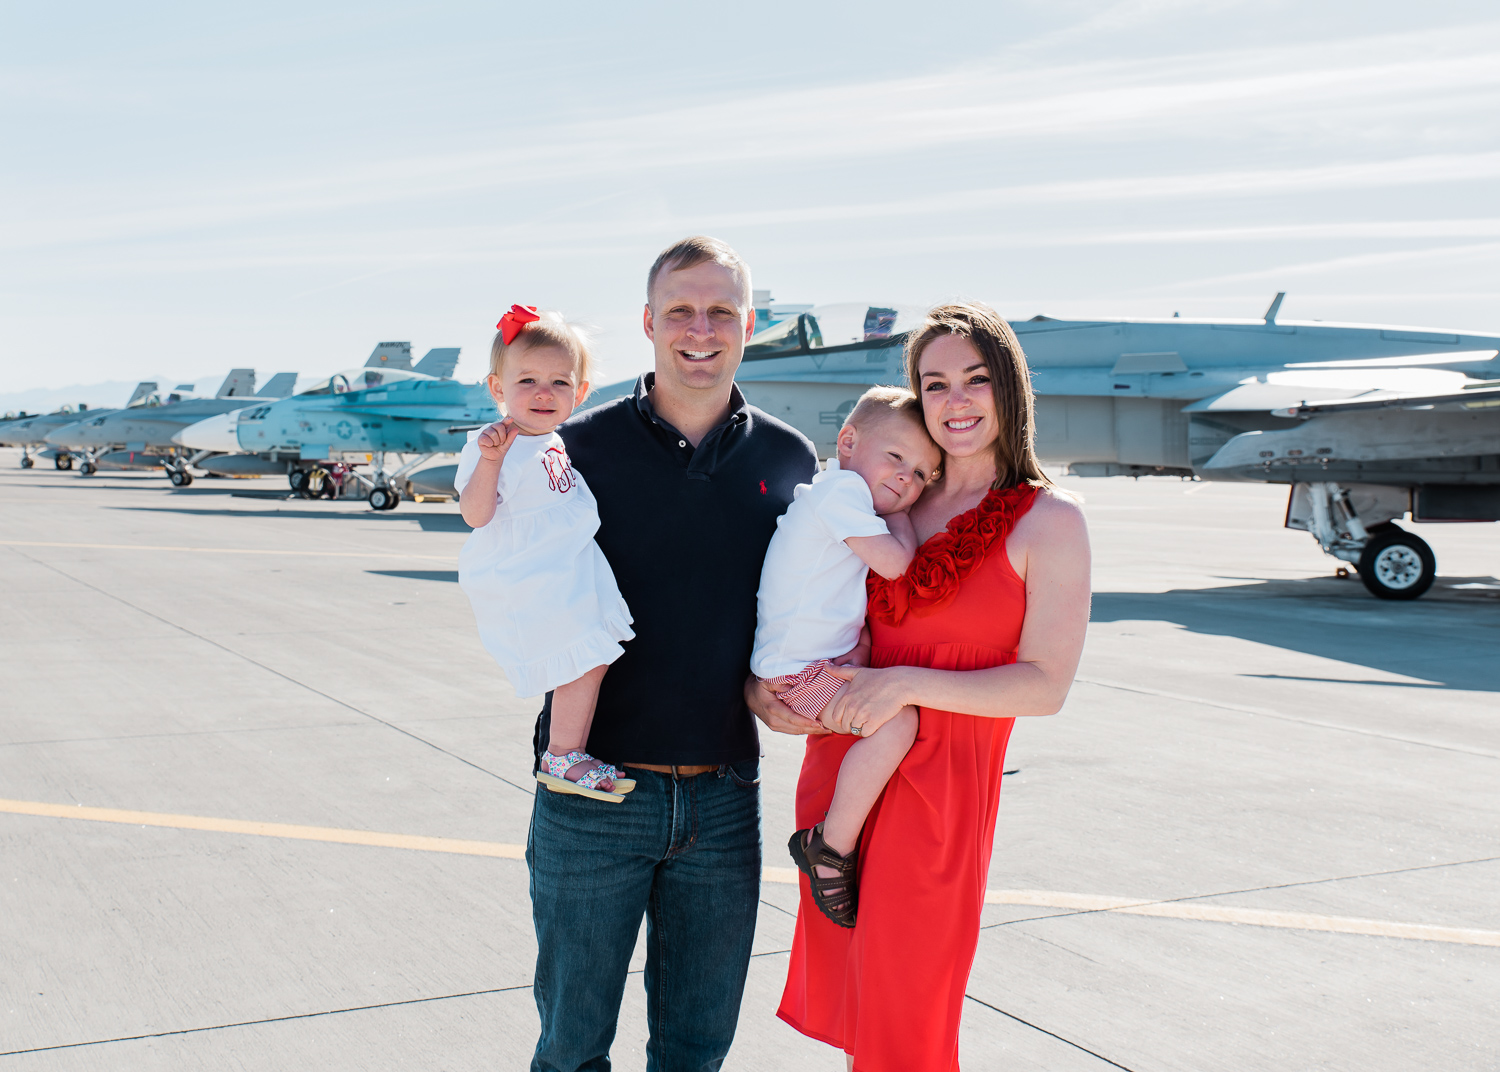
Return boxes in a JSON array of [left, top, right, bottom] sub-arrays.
[[366, 341, 413, 370], [414, 347, 461, 379], [125, 382, 158, 407], [257, 372, 298, 397], [216, 369, 257, 397]]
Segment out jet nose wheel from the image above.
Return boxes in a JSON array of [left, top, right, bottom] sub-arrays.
[[1357, 526, 1436, 601], [169, 469, 193, 487], [368, 486, 400, 511], [20, 456, 33, 468], [79, 461, 96, 475]]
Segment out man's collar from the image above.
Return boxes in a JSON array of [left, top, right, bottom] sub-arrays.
[[633, 372, 749, 428]]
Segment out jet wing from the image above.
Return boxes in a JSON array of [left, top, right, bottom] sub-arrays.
[[1183, 368, 1477, 413], [1272, 381, 1500, 416]]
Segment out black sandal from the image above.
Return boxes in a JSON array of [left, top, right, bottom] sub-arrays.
[[788, 822, 859, 928]]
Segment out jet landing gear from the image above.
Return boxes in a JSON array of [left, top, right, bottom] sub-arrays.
[[169, 468, 193, 487], [1288, 482, 1435, 601], [54, 453, 73, 471], [20, 454, 34, 468], [367, 485, 401, 511], [1357, 526, 1436, 601]]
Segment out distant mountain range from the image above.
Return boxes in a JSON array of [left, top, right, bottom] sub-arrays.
[[0, 374, 239, 417]]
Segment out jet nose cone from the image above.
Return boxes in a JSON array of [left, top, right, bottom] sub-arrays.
[[177, 409, 243, 453]]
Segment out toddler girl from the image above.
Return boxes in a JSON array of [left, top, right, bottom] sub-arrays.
[[751, 386, 941, 926], [457, 305, 635, 802]]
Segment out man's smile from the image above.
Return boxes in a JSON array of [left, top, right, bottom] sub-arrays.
[[680, 349, 721, 362]]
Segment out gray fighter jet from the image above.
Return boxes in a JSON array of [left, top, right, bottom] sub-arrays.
[[586, 296, 1499, 600], [48, 370, 295, 483], [0, 382, 159, 469], [171, 343, 464, 504]]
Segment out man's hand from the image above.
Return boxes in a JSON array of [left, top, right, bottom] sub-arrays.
[[476, 417, 521, 462], [745, 675, 828, 736]]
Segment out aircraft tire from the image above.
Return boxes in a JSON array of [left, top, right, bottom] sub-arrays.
[[368, 487, 393, 511], [79, 461, 96, 475], [20, 456, 33, 469], [289, 470, 309, 494], [1357, 526, 1435, 601], [55, 455, 73, 470], [169, 469, 192, 487]]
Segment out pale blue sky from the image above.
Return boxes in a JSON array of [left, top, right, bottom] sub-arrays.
[[3, 0, 1498, 402]]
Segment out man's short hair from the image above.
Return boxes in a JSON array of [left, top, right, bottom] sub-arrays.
[[843, 385, 930, 438], [646, 236, 752, 309]]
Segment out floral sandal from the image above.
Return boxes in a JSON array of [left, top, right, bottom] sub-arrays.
[[536, 750, 635, 803], [788, 822, 859, 928]]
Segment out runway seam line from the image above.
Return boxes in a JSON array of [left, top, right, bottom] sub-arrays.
[[0, 983, 534, 1056], [963, 994, 1139, 1071], [3, 952, 797, 1057], [5, 798, 1497, 947], [12, 549, 537, 798], [1076, 675, 1500, 759]]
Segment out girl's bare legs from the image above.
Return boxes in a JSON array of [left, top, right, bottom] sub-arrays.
[[817, 705, 918, 870], [546, 664, 611, 785]]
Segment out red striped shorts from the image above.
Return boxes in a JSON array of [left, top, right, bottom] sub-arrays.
[[764, 659, 846, 718]]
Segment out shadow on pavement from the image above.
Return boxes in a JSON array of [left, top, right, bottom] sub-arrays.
[[109, 506, 472, 531], [1091, 576, 1500, 693], [367, 570, 459, 583]]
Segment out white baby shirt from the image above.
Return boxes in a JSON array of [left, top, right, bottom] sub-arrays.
[[455, 426, 633, 698], [750, 460, 890, 680]]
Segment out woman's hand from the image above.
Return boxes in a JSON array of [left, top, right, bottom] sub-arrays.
[[745, 674, 828, 736], [476, 417, 520, 462], [818, 665, 913, 737]]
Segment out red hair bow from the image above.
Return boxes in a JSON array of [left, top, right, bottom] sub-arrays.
[[497, 304, 541, 345]]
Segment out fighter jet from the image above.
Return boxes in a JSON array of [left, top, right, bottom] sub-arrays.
[[583, 297, 1500, 601], [48, 370, 293, 483], [1, 382, 159, 469], [173, 343, 470, 508]]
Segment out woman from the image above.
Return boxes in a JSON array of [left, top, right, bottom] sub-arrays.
[[771, 302, 1091, 1070]]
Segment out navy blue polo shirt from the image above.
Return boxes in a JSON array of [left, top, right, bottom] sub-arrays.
[[555, 373, 818, 766]]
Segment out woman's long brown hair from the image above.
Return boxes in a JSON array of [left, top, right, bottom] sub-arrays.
[[904, 301, 1051, 491]]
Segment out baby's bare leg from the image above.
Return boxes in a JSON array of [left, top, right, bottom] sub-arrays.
[[547, 665, 610, 782], [820, 706, 918, 856]]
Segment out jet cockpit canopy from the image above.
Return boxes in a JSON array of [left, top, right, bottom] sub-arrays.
[[745, 303, 926, 360], [297, 368, 435, 396]]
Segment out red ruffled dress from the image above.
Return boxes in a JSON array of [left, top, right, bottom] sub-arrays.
[[777, 484, 1038, 1071]]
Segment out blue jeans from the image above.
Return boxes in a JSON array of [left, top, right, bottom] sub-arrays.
[[526, 760, 762, 1072]]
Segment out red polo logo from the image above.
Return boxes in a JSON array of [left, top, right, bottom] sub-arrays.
[[758, 479, 767, 495]]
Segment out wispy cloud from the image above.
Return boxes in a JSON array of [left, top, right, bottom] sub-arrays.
[[6, 23, 1499, 252]]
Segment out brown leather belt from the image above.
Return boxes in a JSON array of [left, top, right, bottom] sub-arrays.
[[623, 763, 719, 777]]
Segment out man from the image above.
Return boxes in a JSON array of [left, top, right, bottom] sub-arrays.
[[530, 236, 821, 1071]]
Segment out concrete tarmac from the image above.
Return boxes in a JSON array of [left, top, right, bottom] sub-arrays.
[[1, 451, 1497, 1071]]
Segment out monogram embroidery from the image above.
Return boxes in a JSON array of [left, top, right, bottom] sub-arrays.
[[542, 446, 577, 493]]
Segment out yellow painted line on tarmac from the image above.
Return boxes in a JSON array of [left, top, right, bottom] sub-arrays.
[[978, 889, 1500, 946], [0, 798, 521, 859], [0, 540, 456, 562], [5, 797, 1496, 948]]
